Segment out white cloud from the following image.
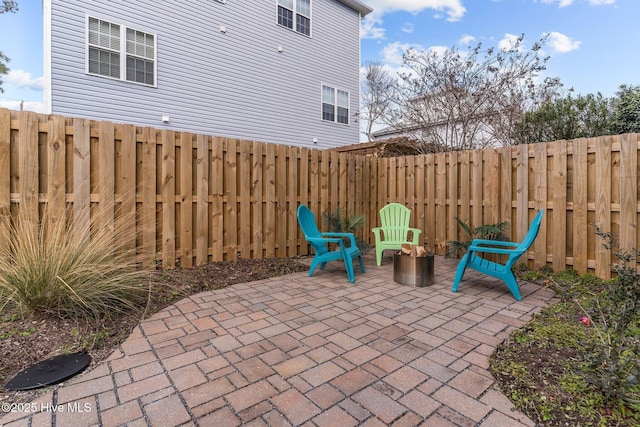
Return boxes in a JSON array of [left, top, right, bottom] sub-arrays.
[[361, 14, 386, 39], [545, 31, 581, 53], [459, 34, 476, 46], [364, 0, 466, 22], [0, 100, 46, 113], [5, 69, 43, 91], [381, 42, 414, 65], [538, 0, 574, 6], [537, 0, 615, 6], [401, 22, 414, 33], [498, 33, 524, 51]]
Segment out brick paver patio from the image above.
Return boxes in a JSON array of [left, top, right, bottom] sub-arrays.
[[1, 253, 557, 426]]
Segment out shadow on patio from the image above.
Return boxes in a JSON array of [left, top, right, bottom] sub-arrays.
[[1, 252, 557, 427]]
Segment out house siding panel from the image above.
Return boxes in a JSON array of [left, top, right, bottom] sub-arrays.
[[47, 0, 364, 149]]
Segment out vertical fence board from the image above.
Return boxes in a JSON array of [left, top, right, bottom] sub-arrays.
[[388, 157, 397, 202], [619, 134, 637, 270], [117, 124, 136, 253], [533, 142, 548, 268], [425, 155, 436, 252], [435, 153, 447, 254], [46, 114, 66, 238], [459, 151, 470, 226], [211, 136, 224, 261], [595, 136, 612, 278], [320, 150, 329, 218], [516, 144, 529, 241], [196, 134, 209, 265], [378, 158, 388, 212], [299, 147, 309, 253], [397, 156, 407, 203], [485, 149, 500, 224], [180, 132, 193, 267], [369, 157, 378, 233], [71, 119, 90, 240], [239, 140, 252, 259], [498, 146, 512, 224], [0, 109, 9, 253], [287, 146, 298, 256], [19, 111, 39, 233], [264, 142, 276, 258], [98, 122, 116, 249], [338, 153, 348, 213], [161, 130, 176, 267], [416, 156, 425, 246], [572, 139, 588, 273], [276, 144, 287, 257], [310, 148, 320, 217], [447, 151, 458, 244], [140, 127, 156, 266], [471, 150, 483, 229], [224, 139, 238, 260], [252, 141, 264, 258], [551, 140, 568, 270]]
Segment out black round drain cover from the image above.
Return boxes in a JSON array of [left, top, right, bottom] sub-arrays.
[[5, 352, 91, 391]]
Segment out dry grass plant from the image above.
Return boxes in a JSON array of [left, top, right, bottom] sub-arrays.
[[0, 202, 153, 321]]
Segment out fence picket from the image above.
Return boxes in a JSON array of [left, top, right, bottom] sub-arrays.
[[0, 109, 9, 253]]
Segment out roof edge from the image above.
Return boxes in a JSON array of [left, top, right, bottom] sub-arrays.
[[338, 0, 373, 17]]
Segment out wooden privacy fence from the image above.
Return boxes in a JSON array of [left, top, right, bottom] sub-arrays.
[[1, 108, 638, 278]]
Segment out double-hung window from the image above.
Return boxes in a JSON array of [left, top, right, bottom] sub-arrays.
[[322, 85, 350, 125], [87, 16, 156, 86], [277, 0, 311, 36]]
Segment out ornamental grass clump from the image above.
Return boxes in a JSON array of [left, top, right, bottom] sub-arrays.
[[0, 204, 152, 320]]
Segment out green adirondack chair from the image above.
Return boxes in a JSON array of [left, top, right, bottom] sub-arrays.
[[372, 203, 422, 266], [452, 210, 544, 301]]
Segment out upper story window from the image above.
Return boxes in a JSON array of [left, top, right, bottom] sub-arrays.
[[322, 85, 349, 125], [87, 17, 156, 86], [277, 0, 311, 36]]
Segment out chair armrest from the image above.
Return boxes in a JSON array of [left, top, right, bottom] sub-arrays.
[[467, 244, 523, 256], [471, 239, 518, 247], [307, 236, 343, 245], [322, 232, 356, 247], [408, 228, 422, 243]]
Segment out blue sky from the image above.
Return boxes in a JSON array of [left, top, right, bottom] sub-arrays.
[[360, 0, 639, 98], [0, 0, 638, 113]]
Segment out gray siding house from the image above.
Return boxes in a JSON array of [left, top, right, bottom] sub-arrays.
[[43, 0, 372, 149]]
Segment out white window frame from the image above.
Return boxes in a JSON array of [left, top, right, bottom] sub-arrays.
[[277, 0, 312, 37], [322, 84, 350, 125], [86, 15, 157, 87]]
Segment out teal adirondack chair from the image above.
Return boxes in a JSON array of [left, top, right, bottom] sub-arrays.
[[297, 205, 365, 283], [372, 203, 422, 266], [452, 210, 544, 301]]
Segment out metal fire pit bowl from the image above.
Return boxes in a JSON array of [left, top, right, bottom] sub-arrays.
[[393, 252, 434, 287]]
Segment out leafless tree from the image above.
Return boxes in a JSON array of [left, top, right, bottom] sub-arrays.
[[360, 61, 397, 142], [0, 1, 18, 93], [390, 35, 563, 151], [1, 0, 18, 14]]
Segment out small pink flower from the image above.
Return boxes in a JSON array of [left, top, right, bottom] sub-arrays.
[[580, 316, 591, 326]]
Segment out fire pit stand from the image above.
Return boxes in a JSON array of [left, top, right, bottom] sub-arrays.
[[393, 251, 434, 287]]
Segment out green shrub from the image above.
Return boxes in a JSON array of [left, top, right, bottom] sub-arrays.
[[446, 217, 510, 258], [322, 208, 371, 252], [0, 204, 152, 320]]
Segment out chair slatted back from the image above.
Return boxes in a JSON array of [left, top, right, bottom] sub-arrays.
[[297, 205, 329, 256], [379, 203, 412, 241]]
